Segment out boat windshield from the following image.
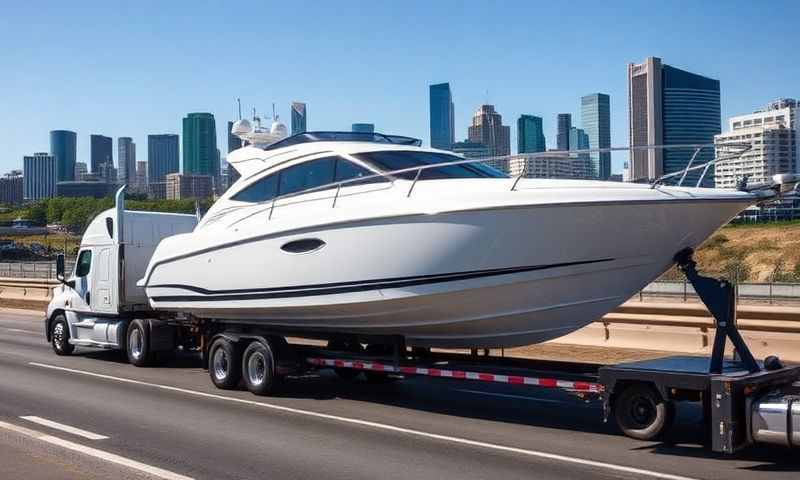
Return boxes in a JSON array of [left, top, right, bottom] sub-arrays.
[[353, 151, 508, 180]]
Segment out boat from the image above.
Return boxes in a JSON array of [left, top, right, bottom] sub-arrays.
[[138, 125, 797, 348]]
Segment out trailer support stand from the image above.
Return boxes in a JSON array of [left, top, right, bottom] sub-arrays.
[[674, 248, 760, 374]]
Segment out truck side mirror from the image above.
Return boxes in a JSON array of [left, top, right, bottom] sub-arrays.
[[56, 253, 66, 282]]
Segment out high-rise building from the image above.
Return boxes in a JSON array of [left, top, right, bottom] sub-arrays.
[[136, 161, 148, 193], [56, 181, 115, 198], [183, 113, 217, 175], [74, 162, 88, 180], [569, 127, 591, 179], [517, 115, 546, 154], [23, 152, 57, 200], [89, 134, 113, 174], [166, 173, 213, 200], [291, 102, 307, 135], [118, 137, 136, 185], [556, 114, 572, 150], [0, 171, 23, 205], [148, 134, 180, 183], [352, 123, 375, 133], [581, 93, 611, 179], [50, 130, 76, 181], [628, 57, 720, 185], [429, 83, 454, 150], [468, 105, 510, 157], [506, 152, 582, 179], [714, 99, 798, 190]]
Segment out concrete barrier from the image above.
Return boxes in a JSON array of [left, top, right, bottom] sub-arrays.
[[4, 281, 799, 362], [0, 277, 57, 312], [552, 301, 800, 362]]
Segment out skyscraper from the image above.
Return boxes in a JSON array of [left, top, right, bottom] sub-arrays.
[[90, 134, 113, 174], [581, 93, 611, 179], [182, 113, 217, 175], [148, 134, 180, 183], [136, 161, 148, 193], [569, 127, 591, 178], [429, 83, 454, 150], [23, 152, 57, 200], [291, 102, 307, 135], [468, 105, 511, 157], [628, 56, 720, 185], [352, 123, 375, 133], [118, 137, 136, 185], [517, 115, 546, 154], [50, 130, 76, 181], [556, 114, 572, 151], [0, 171, 23, 205]]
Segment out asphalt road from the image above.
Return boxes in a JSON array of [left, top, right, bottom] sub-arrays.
[[0, 310, 797, 480]]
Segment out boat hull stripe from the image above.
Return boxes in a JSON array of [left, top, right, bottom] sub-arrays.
[[148, 258, 613, 302]]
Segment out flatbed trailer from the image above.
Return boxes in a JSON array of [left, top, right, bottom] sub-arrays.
[[42, 190, 800, 453]]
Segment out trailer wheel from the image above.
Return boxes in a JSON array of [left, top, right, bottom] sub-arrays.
[[242, 340, 281, 395], [327, 340, 362, 380], [126, 319, 153, 367], [614, 384, 675, 441], [209, 337, 242, 390], [50, 314, 74, 356]]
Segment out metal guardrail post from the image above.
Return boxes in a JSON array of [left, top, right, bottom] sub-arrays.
[[683, 280, 687, 302]]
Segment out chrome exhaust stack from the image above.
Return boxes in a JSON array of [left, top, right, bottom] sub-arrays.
[[751, 390, 800, 447]]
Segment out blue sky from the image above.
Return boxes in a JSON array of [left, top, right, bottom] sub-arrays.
[[1, 0, 798, 174]]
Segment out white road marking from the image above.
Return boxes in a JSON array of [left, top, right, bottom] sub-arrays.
[[0, 420, 193, 480], [29, 362, 698, 480], [20, 416, 109, 440], [4, 328, 39, 335], [453, 388, 565, 404]]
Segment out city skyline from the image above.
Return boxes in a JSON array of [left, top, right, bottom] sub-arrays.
[[1, 2, 798, 175]]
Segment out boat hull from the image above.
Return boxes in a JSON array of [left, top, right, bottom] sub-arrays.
[[144, 197, 749, 348]]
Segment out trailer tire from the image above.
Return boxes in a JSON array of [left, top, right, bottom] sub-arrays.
[[126, 319, 153, 367], [242, 340, 280, 395], [50, 314, 74, 356], [209, 337, 241, 390], [614, 384, 675, 441]]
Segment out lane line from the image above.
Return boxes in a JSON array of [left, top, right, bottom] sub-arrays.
[[20, 415, 109, 440], [29, 361, 698, 480], [4, 328, 39, 335], [453, 388, 565, 404], [0, 420, 193, 480]]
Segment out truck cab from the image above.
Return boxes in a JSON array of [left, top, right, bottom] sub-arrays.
[[46, 187, 198, 352]]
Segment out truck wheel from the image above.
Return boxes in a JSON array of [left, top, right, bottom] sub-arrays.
[[614, 384, 675, 440], [209, 337, 241, 390], [242, 340, 280, 395], [50, 315, 74, 356], [126, 319, 153, 367]]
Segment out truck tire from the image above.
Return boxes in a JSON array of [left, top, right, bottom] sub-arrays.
[[126, 319, 153, 367], [50, 314, 74, 356], [614, 384, 675, 440], [242, 340, 280, 395], [209, 337, 241, 390]]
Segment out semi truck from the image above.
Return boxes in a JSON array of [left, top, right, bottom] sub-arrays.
[[44, 188, 800, 453]]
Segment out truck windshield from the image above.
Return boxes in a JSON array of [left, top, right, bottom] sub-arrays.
[[353, 151, 507, 180]]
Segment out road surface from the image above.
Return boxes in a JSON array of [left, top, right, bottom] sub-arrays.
[[0, 310, 797, 479]]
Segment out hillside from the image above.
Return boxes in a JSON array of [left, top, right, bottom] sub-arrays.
[[661, 221, 800, 283]]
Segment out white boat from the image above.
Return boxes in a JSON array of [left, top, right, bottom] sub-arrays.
[[139, 130, 793, 348]]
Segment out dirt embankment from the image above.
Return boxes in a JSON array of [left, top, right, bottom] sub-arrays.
[[661, 222, 800, 282]]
